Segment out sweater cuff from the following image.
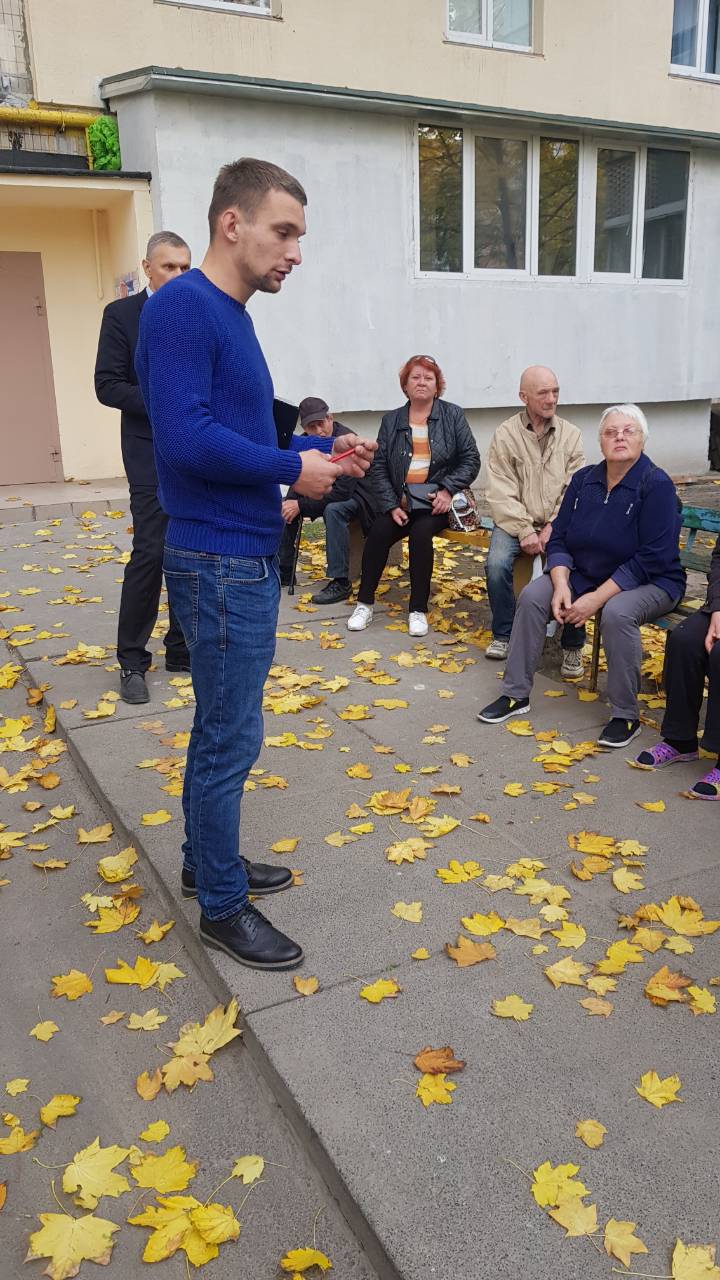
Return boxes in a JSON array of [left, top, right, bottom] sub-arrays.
[[546, 551, 573, 571], [611, 565, 640, 592], [277, 451, 303, 486]]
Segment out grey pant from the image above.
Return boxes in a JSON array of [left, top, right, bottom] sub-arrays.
[[502, 574, 676, 719]]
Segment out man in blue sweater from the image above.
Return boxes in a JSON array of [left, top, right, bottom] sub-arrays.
[[135, 158, 376, 970]]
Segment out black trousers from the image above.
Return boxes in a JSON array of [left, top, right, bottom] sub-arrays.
[[117, 483, 188, 672], [662, 610, 720, 754], [358, 510, 449, 613]]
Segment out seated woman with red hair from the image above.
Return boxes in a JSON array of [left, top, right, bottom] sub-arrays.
[[347, 354, 480, 637]]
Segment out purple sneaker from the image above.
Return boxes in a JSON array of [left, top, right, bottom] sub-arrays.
[[686, 767, 720, 801], [634, 741, 699, 770]]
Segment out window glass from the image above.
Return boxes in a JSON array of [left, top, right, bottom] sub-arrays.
[[706, 0, 720, 72], [594, 149, 635, 273], [493, 0, 531, 46], [642, 149, 690, 279], [671, 0, 699, 64], [474, 136, 527, 268], [419, 126, 464, 272], [448, 0, 483, 35], [538, 139, 579, 276]]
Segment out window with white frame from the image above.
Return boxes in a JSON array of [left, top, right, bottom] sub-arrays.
[[671, 0, 720, 77], [447, 0, 532, 50], [168, 0, 272, 13], [417, 126, 691, 282]]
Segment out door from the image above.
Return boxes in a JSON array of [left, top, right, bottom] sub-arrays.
[[0, 251, 64, 483]]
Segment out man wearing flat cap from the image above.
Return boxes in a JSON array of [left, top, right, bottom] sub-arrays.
[[279, 397, 377, 603]]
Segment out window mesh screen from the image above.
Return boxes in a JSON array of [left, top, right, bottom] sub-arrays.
[[0, 0, 32, 97]]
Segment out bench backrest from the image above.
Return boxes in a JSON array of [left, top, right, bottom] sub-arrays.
[[679, 505, 720, 576]]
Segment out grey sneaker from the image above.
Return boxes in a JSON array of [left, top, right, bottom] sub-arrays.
[[560, 648, 584, 678], [485, 638, 509, 661], [120, 671, 149, 705]]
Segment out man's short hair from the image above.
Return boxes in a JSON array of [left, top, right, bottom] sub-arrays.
[[145, 231, 190, 259], [208, 158, 307, 237]]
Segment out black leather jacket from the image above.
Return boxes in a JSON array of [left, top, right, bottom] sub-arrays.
[[370, 399, 481, 514]]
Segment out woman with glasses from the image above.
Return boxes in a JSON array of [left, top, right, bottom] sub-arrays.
[[477, 404, 685, 749], [347, 354, 480, 637]]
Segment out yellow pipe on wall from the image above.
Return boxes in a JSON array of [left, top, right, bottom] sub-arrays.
[[0, 105, 100, 129]]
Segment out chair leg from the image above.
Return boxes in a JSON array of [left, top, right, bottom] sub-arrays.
[[288, 517, 303, 596], [589, 608, 603, 693]]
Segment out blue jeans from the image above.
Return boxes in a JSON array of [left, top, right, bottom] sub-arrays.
[[163, 545, 280, 921], [485, 525, 585, 649], [324, 496, 360, 580]]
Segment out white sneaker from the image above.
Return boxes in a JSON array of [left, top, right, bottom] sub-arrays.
[[485, 638, 509, 660], [560, 648, 584, 679], [347, 603, 373, 631], [408, 611, 428, 637]]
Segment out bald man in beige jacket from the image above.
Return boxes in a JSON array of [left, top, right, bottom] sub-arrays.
[[485, 367, 586, 674]]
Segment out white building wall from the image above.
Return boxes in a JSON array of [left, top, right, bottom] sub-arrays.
[[113, 89, 719, 474]]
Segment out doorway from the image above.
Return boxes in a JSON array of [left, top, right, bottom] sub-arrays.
[[0, 251, 63, 484]]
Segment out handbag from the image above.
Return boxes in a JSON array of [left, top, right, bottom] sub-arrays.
[[405, 482, 438, 512], [447, 488, 481, 532]]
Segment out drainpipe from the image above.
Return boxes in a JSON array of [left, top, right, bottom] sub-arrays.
[[91, 209, 104, 301], [0, 105, 100, 128]]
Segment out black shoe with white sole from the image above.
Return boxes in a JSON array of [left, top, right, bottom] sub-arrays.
[[181, 858, 293, 899], [477, 695, 530, 724], [597, 718, 641, 748], [200, 903, 303, 970]]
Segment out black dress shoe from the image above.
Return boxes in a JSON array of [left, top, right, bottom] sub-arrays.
[[311, 579, 352, 605], [120, 670, 150, 705], [181, 858, 293, 900], [200, 903, 303, 970], [166, 658, 191, 673]]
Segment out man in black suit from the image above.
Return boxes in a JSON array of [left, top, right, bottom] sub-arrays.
[[95, 231, 192, 704]]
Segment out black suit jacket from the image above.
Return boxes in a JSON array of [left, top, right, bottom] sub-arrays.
[[95, 288, 157, 487]]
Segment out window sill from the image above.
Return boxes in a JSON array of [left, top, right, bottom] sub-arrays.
[[669, 66, 720, 85], [154, 0, 276, 16], [443, 32, 536, 55], [415, 270, 688, 287]]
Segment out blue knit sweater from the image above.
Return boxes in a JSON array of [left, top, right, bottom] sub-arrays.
[[135, 269, 329, 556]]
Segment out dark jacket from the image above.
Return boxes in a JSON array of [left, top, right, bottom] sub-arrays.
[[370, 398, 480, 515], [702, 534, 720, 614], [288, 421, 377, 532], [95, 289, 156, 487], [546, 453, 686, 603]]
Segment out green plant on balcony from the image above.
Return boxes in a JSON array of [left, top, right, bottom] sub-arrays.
[[87, 115, 121, 171]]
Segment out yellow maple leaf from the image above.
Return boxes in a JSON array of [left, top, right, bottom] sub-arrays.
[[33, 858, 69, 871], [412, 948, 430, 961], [506, 719, 535, 736], [171, 999, 241, 1057], [603, 1218, 649, 1268], [657, 896, 720, 937], [189, 1201, 240, 1246], [153, 962, 185, 993], [5, 1078, 29, 1097], [231, 1155, 264, 1184], [416, 1072, 457, 1107], [391, 901, 423, 923], [492, 994, 533, 1022], [359, 978, 400, 1004], [551, 922, 587, 949], [579, 996, 614, 1017], [280, 1246, 333, 1272], [544, 956, 589, 989], [84, 901, 140, 934], [26, 1210, 120, 1279], [644, 965, 691, 1007], [575, 1118, 607, 1148], [385, 837, 431, 865], [637, 799, 666, 812], [136, 1070, 163, 1101], [372, 698, 408, 710], [531, 1160, 587, 1208], [323, 830, 358, 848], [586, 976, 617, 996], [76, 823, 113, 845], [140, 809, 172, 826], [665, 935, 695, 956], [161, 1054, 214, 1093], [368, 788, 411, 815], [127, 1009, 168, 1032], [30, 1020, 59, 1042], [469, 811, 491, 823], [450, 752, 474, 767], [504, 917, 544, 939], [132, 1146, 198, 1193], [633, 927, 667, 953], [567, 830, 617, 856], [40, 1095, 80, 1129], [687, 985, 716, 1016], [549, 1199, 598, 1237], [345, 763, 373, 780], [671, 1239, 720, 1280], [51, 970, 93, 1001], [635, 1070, 682, 1108], [293, 976, 319, 997], [0, 1125, 38, 1154], [436, 860, 483, 884], [462, 911, 505, 937], [504, 782, 526, 796], [96, 846, 137, 883], [128, 1193, 204, 1264], [139, 1120, 170, 1143], [338, 704, 371, 721], [104, 955, 159, 989], [272, 838, 299, 854], [445, 936, 496, 967], [62, 1138, 131, 1209], [136, 919, 175, 945], [577, 689, 599, 701]]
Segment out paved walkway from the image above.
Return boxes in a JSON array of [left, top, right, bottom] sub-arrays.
[[1, 507, 718, 1279]]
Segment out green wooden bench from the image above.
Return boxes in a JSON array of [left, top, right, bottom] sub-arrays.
[[589, 504, 720, 692]]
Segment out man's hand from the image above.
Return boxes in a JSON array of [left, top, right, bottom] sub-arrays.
[[538, 522, 553, 550], [551, 582, 573, 625], [331, 434, 378, 476], [564, 591, 600, 626], [431, 488, 452, 515], [705, 611, 720, 654], [281, 498, 300, 524], [520, 531, 543, 557], [295, 449, 341, 500], [390, 506, 409, 527]]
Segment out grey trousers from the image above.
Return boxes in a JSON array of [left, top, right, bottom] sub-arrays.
[[501, 574, 676, 719]]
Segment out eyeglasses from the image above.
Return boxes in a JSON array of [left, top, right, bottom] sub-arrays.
[[410, 354, 438, 365], [601, 426, 641, 440]]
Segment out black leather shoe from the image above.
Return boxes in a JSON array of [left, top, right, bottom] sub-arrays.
[[181, 858, 293, 900], [166, 658, 191, 673], [120, 670, 150, 705], [200, 903, 303, 970], [311, 579, 351, 605]]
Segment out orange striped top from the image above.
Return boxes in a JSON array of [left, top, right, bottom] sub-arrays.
[[406, 422, 430, 483]]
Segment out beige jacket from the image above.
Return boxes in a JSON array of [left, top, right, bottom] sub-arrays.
[[486, 412, 585, 540]]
